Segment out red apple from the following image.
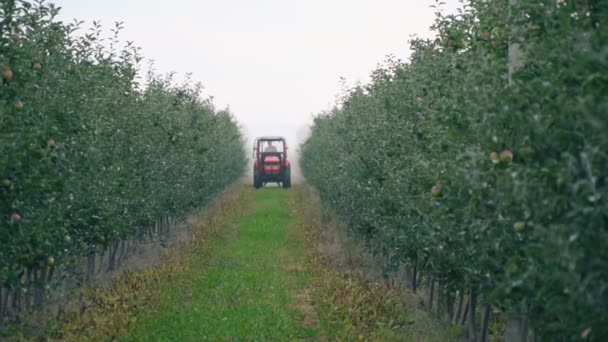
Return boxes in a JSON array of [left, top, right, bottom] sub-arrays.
[[490, 152, 499, 164], [10, 33, 21, 42], [500, 149, 513, 163], [431, 185, 442, 197], [14, 100, 24, 110], [2, 66, 13, 80], [581, 328, 591, 339], [33, 62, 42, 70], [10, 212, 21, 221]]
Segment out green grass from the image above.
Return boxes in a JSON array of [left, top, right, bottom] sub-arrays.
[[126, 188, 318, 341], [30, 185, 456, 341]]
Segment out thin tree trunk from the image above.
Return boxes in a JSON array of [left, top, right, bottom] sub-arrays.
[[108, 240, 119, 271], [428, 278, 435, 310], [25, 267, 33, 312], [34, 268, 46, 307], [97, 252, 106, 274], [447, 290, 455, 321], [467, 289, 477, 342], [87, 254, 95, 281], [32, 266, 54, 307], [47, 266, 54, 283], [461, 294, 469, 326], [412, 262, 418, 292], [454, 289, 464, 323], [121, 240, 128, 262], [12, 289, 20, 320], [0, 286, 7, 319], [505, 304, 528, 342], [480, 305, 491, 342], [164, 216, 171, 234], [436, 282, 443, 316], [116, 240, 124, 265]]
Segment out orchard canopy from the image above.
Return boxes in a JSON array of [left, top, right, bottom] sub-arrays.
[[1, 0, 245, 294], [302, 0, 607, 339]]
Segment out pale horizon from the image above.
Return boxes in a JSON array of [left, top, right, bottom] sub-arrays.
[[52, 0, 463, 148]]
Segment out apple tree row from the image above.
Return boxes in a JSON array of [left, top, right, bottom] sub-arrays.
[[301, 0, 607, 340], [0, 0, 246, 312]]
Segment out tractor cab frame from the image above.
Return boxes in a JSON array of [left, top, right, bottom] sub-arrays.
[[253, 136, 291, 188]]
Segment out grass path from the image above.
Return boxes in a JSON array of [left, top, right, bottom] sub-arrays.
[[44, 185, 456, 341], [126, 187, 319, 341]]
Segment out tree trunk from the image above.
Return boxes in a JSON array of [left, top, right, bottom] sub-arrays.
[[428, 278, 435, 310], [480, 305, 491, 342], [436, 282, 443, 316], [108, 241, 119, 272], [25, 267, 33, 311], [164, 216, 171, 234], [446, 290, 455, 321], [461, 294, 469, 326], [33, 266, 54, 308], [12, 289, 21, 320], [0, 286, 8, 319], [467, 289, 477, 342], [34, 268, 46, 307], [454, 289, 464, 323], [412, 263, 418, 292], [86, 253, 95, 281], [506, 306, 529, 342]]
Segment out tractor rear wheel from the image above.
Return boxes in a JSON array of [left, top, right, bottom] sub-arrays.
[[254, 170, 262, 189], [282, 169, 291, 188]]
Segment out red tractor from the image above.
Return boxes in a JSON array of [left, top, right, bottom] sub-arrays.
[[253, 136, 291, 188]]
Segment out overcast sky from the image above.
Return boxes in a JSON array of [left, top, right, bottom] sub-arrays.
[[52, 0, 463, 147]]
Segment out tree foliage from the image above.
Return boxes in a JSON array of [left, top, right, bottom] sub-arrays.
[[301, 0, 607, 339], [1, 0, 245, 294]]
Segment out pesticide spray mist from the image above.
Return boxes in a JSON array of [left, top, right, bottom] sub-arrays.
[[290, 124, 311, 184], [240, 124, 310, 185]]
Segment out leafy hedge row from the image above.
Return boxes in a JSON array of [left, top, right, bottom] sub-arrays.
[[302, 0, 607, 339], [1, 1, 245, 292]]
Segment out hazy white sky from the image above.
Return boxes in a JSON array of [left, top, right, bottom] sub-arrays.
[[52, 0, 463, 146]]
